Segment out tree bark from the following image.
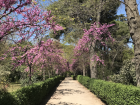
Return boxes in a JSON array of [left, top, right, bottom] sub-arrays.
[[52, 65, 55, 77], [89, 0, 104, 78], [103, 45, 106, 80], [89, 41, 97, 78], [82, 62, 86, 76], [124, 0, 140, 87], [43, 69, 45, 81], [81, 54, 86, 76], [29, 65, 32, 85], [48, 70, 50, 78]]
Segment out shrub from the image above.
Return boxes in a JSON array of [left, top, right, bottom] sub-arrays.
[[76, 75, 82, 81], [0, 64, 11, 91], [79, 76, 90, 88], [108, 58, 136, 86], [19, 73, 39, 87]]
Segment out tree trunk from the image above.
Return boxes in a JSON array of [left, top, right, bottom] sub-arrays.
[[82, 54, 86, 76], [89, 41, 97, 78], [52, 65, 55, 77], [111, 52, 117, 70], [89, 13, 99, 78], [89, 0, 106, 78], [102, 45, 106, 80], [43, 69, 45, 81], [48, 70, 50, 78], [29, 65, 32, 85], [82, 62, 86, 76], [124, 0, 140, 87], [42, 63, 46, 81]]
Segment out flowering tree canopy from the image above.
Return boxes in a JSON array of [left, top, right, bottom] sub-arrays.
[[0, 0, 64, 43]]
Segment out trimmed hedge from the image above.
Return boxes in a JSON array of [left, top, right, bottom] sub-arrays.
[[71, 75, 76, 80], [78, 76, 90, 88], [76, 75, 140, 105], [76, 75, 82, 81], [0, 76, 65, 105]]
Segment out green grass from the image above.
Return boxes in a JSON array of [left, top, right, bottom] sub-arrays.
[[0, 83, 22, 93], [7, 83, 22, 92]]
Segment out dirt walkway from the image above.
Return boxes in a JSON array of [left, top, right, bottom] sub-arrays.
[[40, 77, 106, 105]]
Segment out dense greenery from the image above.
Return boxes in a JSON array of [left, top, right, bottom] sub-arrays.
[[45, 0, 121, 45], [108, 58, 136, 86], [0, 76, 65, 105], [0, 0, 136, 95], [42, 0, 135, 84], [77, 75, 140, 105]]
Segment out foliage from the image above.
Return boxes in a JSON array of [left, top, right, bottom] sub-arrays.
[[0, 64, 11, 91], [60, 44, 75, 63], [95, 20, 134, 80], [0, 76, 64, 105], [19, 73, 39, 87], [108, 58, 136, 86], [45, 0, 121, 45], [6, 83, 21, 93], [71, 75, 76, 80], [7, 65, 27, 83], [71, 22, 115, 78], [0, 0, 64, 44], [1, 38, 68, 85], [78, 75, 91, 88]]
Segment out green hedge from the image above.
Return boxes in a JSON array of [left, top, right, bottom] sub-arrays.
[[78, 76, 90, 88], [71, 75, 76, 80], [76, 75, 82, 81], [77, 75, 140, 105], [0, 76, 65, 105]]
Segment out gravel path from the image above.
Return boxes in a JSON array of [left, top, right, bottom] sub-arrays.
[[40, 77, 106, 105]]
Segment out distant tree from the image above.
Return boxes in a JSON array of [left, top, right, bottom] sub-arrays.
[[44, 0, 121, 78]]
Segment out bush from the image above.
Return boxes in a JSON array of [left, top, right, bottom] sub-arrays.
[[78, 75, 90, 88], [108, 58, 136, 86], [0, 76, 64, 105], [36, 75, 43, 81], [76, 75, 82, 81], [0, 64, 11, 91], [8, 65, 26, 83], [71, 75, 76, 80], [19, 74, 39, 87]]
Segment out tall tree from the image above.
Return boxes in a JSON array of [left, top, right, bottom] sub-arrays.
[[44, 0, 121, 78], [117, 0, 140, 87], [87, 0, 120, 78], [95, 18, 134, 80], [45, 0, 120, 44]]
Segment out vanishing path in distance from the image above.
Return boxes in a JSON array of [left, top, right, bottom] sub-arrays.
[[40, 77, 106, 105]]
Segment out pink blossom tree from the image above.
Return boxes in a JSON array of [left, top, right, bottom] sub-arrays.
[[32, 39, 68, 80], [0, 0, 63, 43], [70, 47, 90, 76], [0, 38, 68, 84], [0, 0, 66, 85], [70, 22, 115, 78]]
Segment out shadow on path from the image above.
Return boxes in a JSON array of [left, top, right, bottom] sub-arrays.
[[54, 89, 84, 96], [47, 101, 82, 105], [38, 80, 63, 105], [39, 77, 107, 105], [38, 78, 84, 105]]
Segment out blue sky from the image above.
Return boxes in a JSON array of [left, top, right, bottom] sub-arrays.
[[116, 0, 140, 48], [13, 0, 140, 49], [51, 0, 140, 49]]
